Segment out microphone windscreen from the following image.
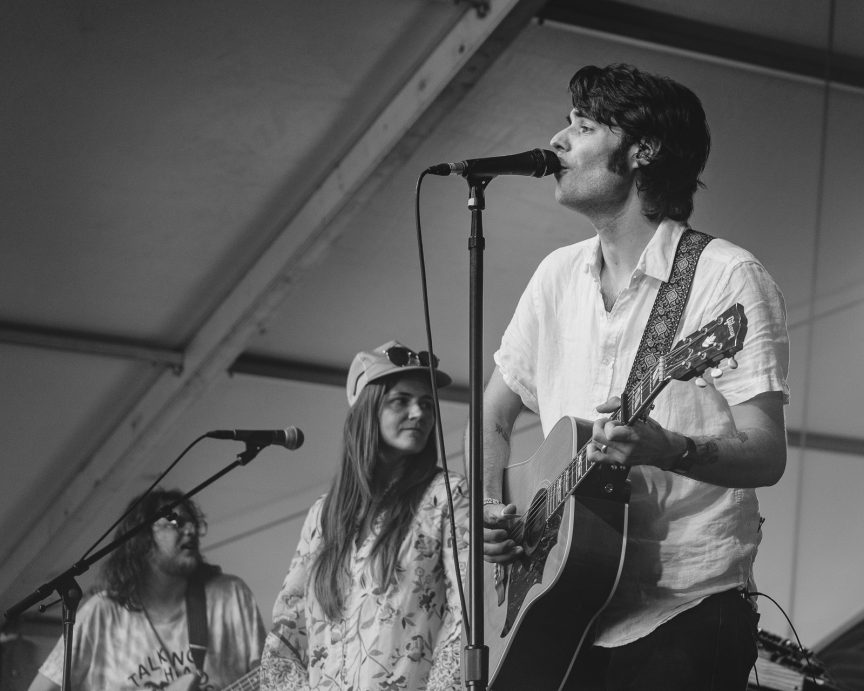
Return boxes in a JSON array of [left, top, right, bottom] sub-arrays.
[[279, 427, 304, 450]]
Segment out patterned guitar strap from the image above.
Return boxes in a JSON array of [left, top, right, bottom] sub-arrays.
[[623, 228, 714, 399], [564, 228, 714, 648], [186, 574, 208, 679]]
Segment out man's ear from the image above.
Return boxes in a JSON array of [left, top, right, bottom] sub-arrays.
[[635, 138, 661, 166]]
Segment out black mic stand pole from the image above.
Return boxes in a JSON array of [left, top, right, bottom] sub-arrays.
[[57, 574, 82, 691], [463, 175, 490, 690], [4, 442, 267, 691]]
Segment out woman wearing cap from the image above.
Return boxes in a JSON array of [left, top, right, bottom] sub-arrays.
[[260, 341, 469, 691]]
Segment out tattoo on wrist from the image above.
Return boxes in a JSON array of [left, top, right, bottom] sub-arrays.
[[495, 424, 510, 443], [675, 431, 748, 475]]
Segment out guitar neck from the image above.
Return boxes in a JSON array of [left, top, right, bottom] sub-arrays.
[[225, 668, 259, 691], [544, 373, 662, 517], [543, 303, 747, 522]]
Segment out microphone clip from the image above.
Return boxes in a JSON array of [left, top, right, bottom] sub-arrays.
[[236, 443, 265, 466]]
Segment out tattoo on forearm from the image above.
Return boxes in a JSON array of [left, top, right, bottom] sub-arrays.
[[680, 431, 751, 474], [495, 424, 510, 443], [695, 438, 720, 465]]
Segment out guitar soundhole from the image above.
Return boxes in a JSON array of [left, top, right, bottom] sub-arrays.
[[500, 503, 564, 637], [522, 490, 548, 556]]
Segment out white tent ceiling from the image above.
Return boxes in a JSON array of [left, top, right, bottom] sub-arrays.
[[3, 0, 864, 681]]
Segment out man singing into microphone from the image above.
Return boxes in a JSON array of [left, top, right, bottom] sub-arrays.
[[28, 489, 266, 691], [481, 64, 789, 689]]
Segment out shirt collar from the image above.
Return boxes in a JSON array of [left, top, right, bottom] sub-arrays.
[[639, 219, 688, 282], [584, 235, 603, 278], [583, 219, 688, 282]]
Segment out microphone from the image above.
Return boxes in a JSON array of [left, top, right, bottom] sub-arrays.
[[206, 427, 304, 450], [426, 148, 560, 178]]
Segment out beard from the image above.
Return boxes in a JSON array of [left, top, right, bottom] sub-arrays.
[[606, 136, 633, 176], [151, 545, 202, 578], [171, 552, 201, 577]]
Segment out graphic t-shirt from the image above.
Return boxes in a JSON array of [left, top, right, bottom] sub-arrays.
[[39, 573, 266, 690]]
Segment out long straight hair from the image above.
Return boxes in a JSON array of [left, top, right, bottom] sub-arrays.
[[312, 373, 440, 619]]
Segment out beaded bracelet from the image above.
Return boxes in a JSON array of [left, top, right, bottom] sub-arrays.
[[483, 498, 503, 505]]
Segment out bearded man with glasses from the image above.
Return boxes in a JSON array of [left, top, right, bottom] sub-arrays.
[[28, 488, 267, 691]]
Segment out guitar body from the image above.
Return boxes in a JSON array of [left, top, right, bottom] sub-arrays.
[[485, 416, 630, 691]]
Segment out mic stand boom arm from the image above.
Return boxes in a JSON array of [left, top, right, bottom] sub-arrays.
[[3, 441, 267, 690]]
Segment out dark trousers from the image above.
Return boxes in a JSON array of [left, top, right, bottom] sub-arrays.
[[565, 589, 758, 691]]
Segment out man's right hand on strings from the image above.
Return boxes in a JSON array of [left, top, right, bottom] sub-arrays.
[[483, 502, 523, 564]]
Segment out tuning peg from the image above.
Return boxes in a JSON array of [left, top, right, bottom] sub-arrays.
[[727, 357, 738, 370], [695, 376, 708, 388], [710, 367, 723, 378]]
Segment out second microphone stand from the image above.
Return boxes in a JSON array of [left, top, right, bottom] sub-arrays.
[[4, 442, 268, 691]]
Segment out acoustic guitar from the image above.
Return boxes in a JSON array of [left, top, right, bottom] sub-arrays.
[[484, 303, 748, 690]]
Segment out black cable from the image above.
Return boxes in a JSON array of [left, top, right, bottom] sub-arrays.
[[414, 170, 470, 637], [751, 5, 836, 685], [746, 589, 820, 688], [80, 434, 209, 560]]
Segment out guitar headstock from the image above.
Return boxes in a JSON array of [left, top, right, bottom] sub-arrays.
[[665, 303, 747, 384]]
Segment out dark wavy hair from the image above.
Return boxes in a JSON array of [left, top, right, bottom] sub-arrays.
[[100, 488, 212, 609], [312, 372, 441, 619], [569, 63, 711, 222]]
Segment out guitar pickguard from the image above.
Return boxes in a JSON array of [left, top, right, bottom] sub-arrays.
[[500, 504, 564, 637]]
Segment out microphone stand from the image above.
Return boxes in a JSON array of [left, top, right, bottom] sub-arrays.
[[464, 175, 491, 690], [4, 442, 267, 691]]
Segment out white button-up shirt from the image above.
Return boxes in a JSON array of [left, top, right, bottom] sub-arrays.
[[495, 220, 789, 646]]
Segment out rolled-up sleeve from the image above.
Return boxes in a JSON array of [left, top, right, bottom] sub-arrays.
[[710, 259, 790, 407]]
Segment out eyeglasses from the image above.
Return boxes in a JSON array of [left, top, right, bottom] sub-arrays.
[[384, 345, 439, 369], [153, 512, 207, 537]]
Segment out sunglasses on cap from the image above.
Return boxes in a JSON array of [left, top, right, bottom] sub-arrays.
[[384, 344, 439, 369]]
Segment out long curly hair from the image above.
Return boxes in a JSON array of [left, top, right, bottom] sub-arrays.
[[569, 63, 711, 222], [312, 372, 441, 619], [100, 488, 210, 609]]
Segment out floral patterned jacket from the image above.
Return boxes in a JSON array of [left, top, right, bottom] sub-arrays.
[[260, 471, 469, 691]]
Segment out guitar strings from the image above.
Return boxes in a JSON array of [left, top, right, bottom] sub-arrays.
[[509, 356, 662, 540], [512, 320, 740, 538], [505, 332, 729, 543]]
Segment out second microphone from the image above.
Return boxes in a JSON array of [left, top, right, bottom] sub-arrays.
[[206, 427, 304, 450]]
